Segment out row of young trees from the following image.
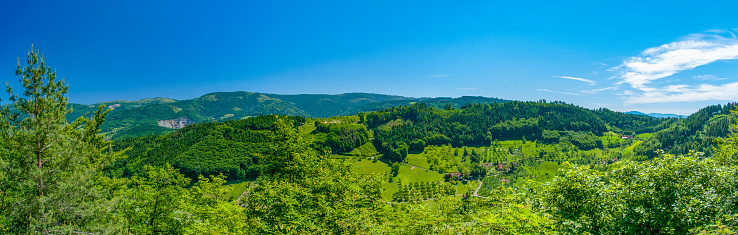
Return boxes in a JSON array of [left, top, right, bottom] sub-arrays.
[[393, 181, 455, 202]]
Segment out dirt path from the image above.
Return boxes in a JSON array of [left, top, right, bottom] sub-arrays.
[[473, 180, 486, 198]]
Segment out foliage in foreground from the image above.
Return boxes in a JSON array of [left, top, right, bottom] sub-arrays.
[[542, 154, 738, 234], [2, 48, 738, 234], [541, 109, 738, 234]]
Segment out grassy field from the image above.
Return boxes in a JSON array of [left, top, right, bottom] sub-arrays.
[[522, 161, 561, 184], [468, 180, 480, 193], [637, 133, 653, 140], [359, 138, 644, 200], [580, 148, 605, 158], [622, 140, 642, 155], [224, 180, 253, 201], [457, 180, 480, 195], [394, 164, 445, 184], [353, 158, 391, 175], [299, 123, 316, 134], [375, 146, 495, 200], [454, 181, 470, 195], [381, 164, 448, 201], [493, 140, 538, 154], [405, 153, 432, 169], [601, 135, 627, 147]]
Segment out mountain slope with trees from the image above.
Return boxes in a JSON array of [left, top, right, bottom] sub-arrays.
[[56, 92, 512, 140], [366, 101, 675, 161], [634, 103, 737, 157]]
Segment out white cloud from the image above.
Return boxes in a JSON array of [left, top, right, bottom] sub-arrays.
[[693, 74, 728, 81], [624, 82, 738, 104], [456, 88, 478, 90], [428, 75, 448, 77], [613, 29, 738, 103], [581, 86, 617, 95], [536, 88, 580, 96], [554, 76, 596, 85]]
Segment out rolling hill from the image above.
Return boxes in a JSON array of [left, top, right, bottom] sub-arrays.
[[59, 92, 509, 140]]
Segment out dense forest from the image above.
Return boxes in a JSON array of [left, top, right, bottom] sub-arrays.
[[366, 101, 675, 160], [3, 49, 738, 234], [111, 115, 306, 180]]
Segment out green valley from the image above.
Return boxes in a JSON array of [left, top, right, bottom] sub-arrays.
[[3, 47, 738, 234]]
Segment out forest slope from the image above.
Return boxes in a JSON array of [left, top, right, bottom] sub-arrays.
[[64, 92, 507, 140]]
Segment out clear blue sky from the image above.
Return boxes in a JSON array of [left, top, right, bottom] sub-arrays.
[[2, 1, 738, 115]]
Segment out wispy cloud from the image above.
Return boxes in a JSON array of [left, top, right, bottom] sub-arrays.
[[693, 74, 728, 81], [613, 29, 738, 103], [554, 76, 596, 85], [581, 86, 617, 95], [536, 88, 580, 96], [456, 87, 478, 90], [624, 82, 738, 104], [428, 75, 448, 77]]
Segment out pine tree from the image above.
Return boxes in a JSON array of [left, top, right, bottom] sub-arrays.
[[0, 47, 124, 233]]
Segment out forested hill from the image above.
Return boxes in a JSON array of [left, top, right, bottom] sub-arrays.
[[635, 103, 737, 157], [50, 92, 411, 139], [57, 92, 507, 140], [110, 100, 675, 181], [366, 101, 673, 160], [65, 97, 178, 124], [359, 96, 509, 111], [111, 115, 306, 180]]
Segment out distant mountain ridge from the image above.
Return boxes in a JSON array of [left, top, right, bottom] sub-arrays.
[[625, 111, 686, 118], [61, 91, 509, 140], [42, 91, 707, 141]]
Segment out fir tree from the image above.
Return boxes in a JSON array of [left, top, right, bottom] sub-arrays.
[[0, 47, 123, 233]]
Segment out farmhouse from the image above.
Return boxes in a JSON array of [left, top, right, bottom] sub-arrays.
[[621, 135, 633, 140], [496, 164, 505, 171]]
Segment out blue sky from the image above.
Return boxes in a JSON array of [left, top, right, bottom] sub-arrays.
[[2, 1, 738, 115]]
